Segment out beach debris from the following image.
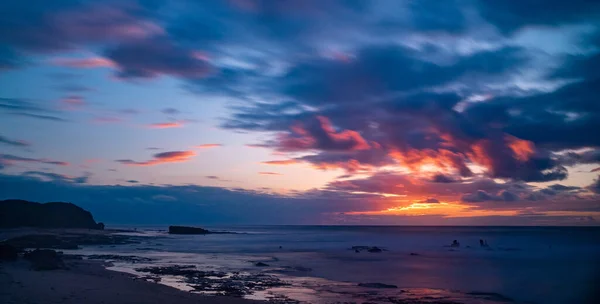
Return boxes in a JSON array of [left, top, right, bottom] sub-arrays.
[[23, 249, 66, 270], [451, 240, 460, 247], [255, 262, 270, 267], [358, 282, 398, 289]]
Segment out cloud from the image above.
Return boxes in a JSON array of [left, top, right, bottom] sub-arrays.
[[92, 116, 123, 124], [0, 154, 69, 167], [116, 151, 196, 166], [0, 2, 163, 53], [431, 174, 458, 183], [0, 134, 30, 147], [148, 122, 184, 129], [587, 177, 600, 194], [161, 108, 180, 115], [1, 98, 68, 122], [195, 144, 222, 149], [22, 171, 89, 184], [126, 180, 139, 183], [151, 194, 177, 202], [0, 172, 598, 225], [261, 159, 299, 165], [592, 167, 600, 173], [105, 39, 211, 79], [259, 172, 282, 176], [60, 95, 85, 109], [51, 57, 115, 68], [423, 198, 440, 204]]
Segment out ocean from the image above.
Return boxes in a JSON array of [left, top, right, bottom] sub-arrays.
[[70, 226, 600, 304]]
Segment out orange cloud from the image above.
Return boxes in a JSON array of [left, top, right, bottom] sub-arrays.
[[259, 172, 282, 175], [195, 144, 222, 149], [51, 57, 116, 68], [506, 135, 535, 161], [148, 122, 184, 129], [277, 116, 371, 152], [261, 159, 299, 165], [117, 151, 196, 166]]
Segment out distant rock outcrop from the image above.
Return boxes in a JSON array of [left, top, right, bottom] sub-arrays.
[[0, 199, 103, 229], [168, 226, 210, 234]]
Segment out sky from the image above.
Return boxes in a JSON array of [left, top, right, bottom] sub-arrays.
[[1, 0, 599, 225]]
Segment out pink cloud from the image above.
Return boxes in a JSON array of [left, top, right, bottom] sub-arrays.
[[117, 151, 196, 166], [51, 57, 115, 68], [195, 144, 222, 149], [259, 172, 283, 175], [148, 122, 184, 129]]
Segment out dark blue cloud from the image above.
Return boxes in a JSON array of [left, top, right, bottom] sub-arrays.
[[0, 173, 380, 224], [477, 0, 600, 34], [0, 98, 68, 122], [0, 134, 29, 147]]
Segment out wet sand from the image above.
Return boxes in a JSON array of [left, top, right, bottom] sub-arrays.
[[0, 258, 260, 304]]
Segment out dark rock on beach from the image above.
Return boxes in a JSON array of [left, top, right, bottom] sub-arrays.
[[368, 246, 383, 253], [168, 226, 210, 234], [0, 199, 103, 229], [0, 244, 19, 261], [358, 282, 398, 289], [255, 262, 269, 267], [135, 265, 227, 278], [23, 249, 66, 270]]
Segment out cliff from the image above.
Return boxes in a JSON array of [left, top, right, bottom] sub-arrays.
[[0, 199, 103, 229]]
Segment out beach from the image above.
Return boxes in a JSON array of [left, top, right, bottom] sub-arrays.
[[2, 226, 600, 304], [0, 257, 258, 304]]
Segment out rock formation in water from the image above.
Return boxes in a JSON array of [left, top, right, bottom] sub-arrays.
[[0, 199, 103, 229], [168, 225, 210, 234]]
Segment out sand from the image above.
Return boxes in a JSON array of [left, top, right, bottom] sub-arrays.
[[0, 256, 261, 304]]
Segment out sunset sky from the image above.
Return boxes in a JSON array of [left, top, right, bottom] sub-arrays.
[[1, 0, 599, 225]]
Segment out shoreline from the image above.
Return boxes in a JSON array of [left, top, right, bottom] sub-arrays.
[[1, 250, 261, 304], [0, 228, 262, 304]]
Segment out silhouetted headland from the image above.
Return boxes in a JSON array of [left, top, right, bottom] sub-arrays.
[[0, 199, 104, 230]]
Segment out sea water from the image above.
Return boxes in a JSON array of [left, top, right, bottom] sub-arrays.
[[76, 226, 600, 303]]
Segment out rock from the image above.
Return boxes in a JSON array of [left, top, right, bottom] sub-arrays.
[[24, 249, 66, 270], [255, 262, 269, 267], [409, 252, 420, 256], [352, 246, 385, 253], [0, 244, 19, 261], [168, 226, 210, 234], [367, 246, 383, 253], [358, 282, 398, 289], [0, 199, 102, 229], [96, 222, 105, 230]]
